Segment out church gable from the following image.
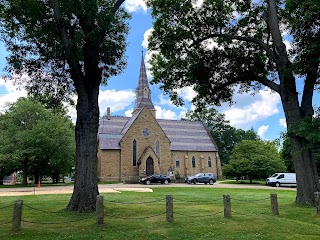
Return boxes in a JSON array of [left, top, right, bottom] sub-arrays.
[[120, 106, 170, 145]]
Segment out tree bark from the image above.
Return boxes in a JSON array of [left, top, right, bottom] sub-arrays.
[[267, 0, 320, 205], [281, 92, 320, 204], [66, 47, 101, 211]]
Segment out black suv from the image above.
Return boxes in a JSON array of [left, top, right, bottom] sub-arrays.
[[185, 173, 216, 185]]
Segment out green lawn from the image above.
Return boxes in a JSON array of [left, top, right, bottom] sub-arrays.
[[0, 187, 319, 240]]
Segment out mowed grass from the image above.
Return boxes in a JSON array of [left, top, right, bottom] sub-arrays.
[[0, 187, 319, 240]]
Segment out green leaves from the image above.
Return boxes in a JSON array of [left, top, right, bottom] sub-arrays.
[[184, 107, 259, 165], [0, 98, 75, 183], [147, 0, 277, 107], [223, 140, 286, 180]]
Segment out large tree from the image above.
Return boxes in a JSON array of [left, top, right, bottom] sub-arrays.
[[223, 140, 286, 183], [147, 0, 320, 205], [0, 98, 75, 185], [184, 108, 259, 165], [0, 0, 129, 211]]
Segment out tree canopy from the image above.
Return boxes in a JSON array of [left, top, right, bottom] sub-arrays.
[[184, 108, 259, 165], [0, 0, 129, 211], [0, 98, 75, 185], [223, 140, 286, 183], [147, 0, 320, 205]]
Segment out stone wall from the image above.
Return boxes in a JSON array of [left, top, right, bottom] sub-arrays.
[[98, 149, 121, 182], [171, 151, 220, 179]]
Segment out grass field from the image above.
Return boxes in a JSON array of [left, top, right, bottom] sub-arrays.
[[0, 187, 319, 240]]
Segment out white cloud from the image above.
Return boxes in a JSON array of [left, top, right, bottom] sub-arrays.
[[177, 86, 197, 102], [142, 28, 157, 79], [0, 77, 27, 113], [64, 89, 135, 123], [142, 28, 153, 49], [156, 93, 187, 110], [125, 109, 133, 117], [99, 89, 135, 115], [279, 118, 287, 128], [124, 0, 147, 13], [154, 105, 178, 119], [192, 0, 203, 8], [258, 125, 269, 139], [222, 88, 281, 128]]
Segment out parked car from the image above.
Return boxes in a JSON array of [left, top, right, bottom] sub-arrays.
[[185, 173, 216, 185], [139, 174, 171, 185], [266, 173, 296, 187]]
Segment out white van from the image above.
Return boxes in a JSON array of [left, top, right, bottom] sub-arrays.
[[266, 173, 296, 187]]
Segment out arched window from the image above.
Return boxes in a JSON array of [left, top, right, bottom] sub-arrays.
[[133, 139, 137, 166], [156, 140, 160, 157], [175, 157, 180, 168], [192, 156, 196, 168], [208, 156, 212, 168]]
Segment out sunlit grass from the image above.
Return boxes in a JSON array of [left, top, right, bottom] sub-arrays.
[[0, 188, 319, 240]]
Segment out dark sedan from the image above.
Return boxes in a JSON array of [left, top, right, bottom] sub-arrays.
[[139, 174, 171, 185]]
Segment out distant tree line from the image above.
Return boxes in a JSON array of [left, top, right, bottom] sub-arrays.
[[185, 108, 286, 181]]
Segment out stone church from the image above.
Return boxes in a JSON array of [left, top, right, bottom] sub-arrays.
[[97, 55, 222, 182]]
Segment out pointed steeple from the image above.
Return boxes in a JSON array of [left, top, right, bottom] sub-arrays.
[[132, 51, 156, 117]]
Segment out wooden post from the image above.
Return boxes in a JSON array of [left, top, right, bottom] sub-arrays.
[[315, 192, 320, 215], [166, 195, 173, 223], [96, 195, 104, 226], [223, 194, 231, 218], [270, 193, 279, 215], [12, 199, 23, 232]]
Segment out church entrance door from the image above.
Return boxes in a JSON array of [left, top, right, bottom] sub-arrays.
[[146, 157, 154, 176]]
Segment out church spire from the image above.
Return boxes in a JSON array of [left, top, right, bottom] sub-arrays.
[[132, 50, 156, 117]]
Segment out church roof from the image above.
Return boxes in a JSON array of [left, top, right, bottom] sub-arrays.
[[98, 116, 217, 152]]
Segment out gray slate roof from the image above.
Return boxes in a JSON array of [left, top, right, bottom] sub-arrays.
[[98, 116, 217, 152]]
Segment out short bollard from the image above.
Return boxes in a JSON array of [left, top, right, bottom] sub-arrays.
[[12, 199, 23, 232], [270, 193, 279, 215], [166, 195, 173, 223], [315, 192, 320, 215], [96, 195, 104, 226], [223, 194, 231, 218]]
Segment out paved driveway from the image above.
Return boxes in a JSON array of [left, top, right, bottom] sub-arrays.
[[0, 181, 295, 196]]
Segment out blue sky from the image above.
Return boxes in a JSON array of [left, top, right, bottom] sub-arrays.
[[0, 1, 318, 141]]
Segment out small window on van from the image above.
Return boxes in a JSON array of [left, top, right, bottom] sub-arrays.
[[277, 174, 284, 179]]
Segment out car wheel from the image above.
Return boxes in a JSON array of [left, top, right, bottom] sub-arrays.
[[146, 180, 151, 185], [209, 179, 214, 185], [188, 181, 191, 184], [275, 182, 280, 187], [164, 180, 169, 184], [192, 179, 197, 184]]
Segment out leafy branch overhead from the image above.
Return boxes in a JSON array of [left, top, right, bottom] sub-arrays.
[[147, 0, 320, 205]]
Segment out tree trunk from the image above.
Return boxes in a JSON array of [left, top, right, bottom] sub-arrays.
[[267, 0, 320, 205], [281, 91, 320, 205], [66, 78, 100, 212], [22, 158, 28, 185], [34, 172, 39, 184]]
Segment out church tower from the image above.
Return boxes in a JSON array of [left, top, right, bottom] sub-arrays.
[[132, 53, 156, 117]]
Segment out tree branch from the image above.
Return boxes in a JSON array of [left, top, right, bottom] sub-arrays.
[[113, 0, 126, 14], [49, 0, 70, 52], [192, 33, 279, 65], [49, 0, 84, 85], [301, 63, 318, 117], [255, 76, 280, 93]]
